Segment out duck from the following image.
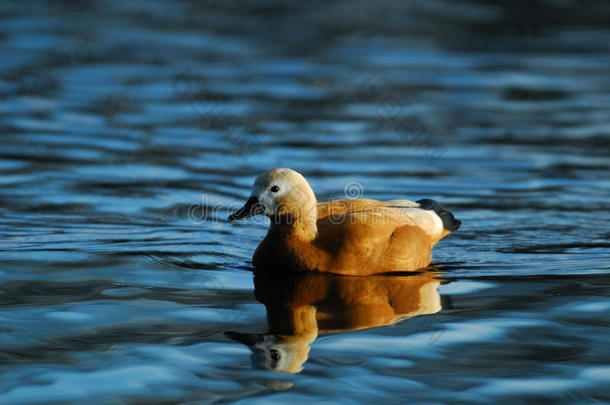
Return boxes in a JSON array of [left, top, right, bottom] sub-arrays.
[[225, 271, 444, 373], [228, 168, 460, 275]]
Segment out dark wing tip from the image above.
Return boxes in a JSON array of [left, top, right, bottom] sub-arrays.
[[439, 211, 461, 231], [416, 199, 461, 231]]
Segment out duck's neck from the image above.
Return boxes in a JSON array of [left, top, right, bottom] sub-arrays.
[[269, 205, 318, 241]]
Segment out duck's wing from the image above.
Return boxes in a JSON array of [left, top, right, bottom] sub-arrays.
[[316, 198, 460, 250], [414, 199, 461, 232], [316, 198, 386, 219], [384, 199, 461, 244]]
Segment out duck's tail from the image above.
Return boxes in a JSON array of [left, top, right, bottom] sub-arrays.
[[416, 199, 461, 232]]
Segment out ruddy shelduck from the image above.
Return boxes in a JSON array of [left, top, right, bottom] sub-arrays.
[[228, 168, 460, 275]]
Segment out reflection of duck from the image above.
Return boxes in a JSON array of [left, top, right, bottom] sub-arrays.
[[226, 271, 443, 373], [228, 168, 460, 275]]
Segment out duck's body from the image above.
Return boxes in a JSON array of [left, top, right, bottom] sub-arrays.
[[229, 169, 460, 276], [253, 199, 438, 274]]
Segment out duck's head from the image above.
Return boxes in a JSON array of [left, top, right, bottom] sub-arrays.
[[228, 168, 317, 222]]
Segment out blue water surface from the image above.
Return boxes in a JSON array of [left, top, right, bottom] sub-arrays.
[[1, 1, 609, 404]]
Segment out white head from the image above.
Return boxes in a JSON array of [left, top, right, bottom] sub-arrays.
[[228, 168, 317, 223]]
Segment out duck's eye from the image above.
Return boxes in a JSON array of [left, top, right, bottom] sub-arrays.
[[270, 185, 280, 193], [270, 349, 281, 367]]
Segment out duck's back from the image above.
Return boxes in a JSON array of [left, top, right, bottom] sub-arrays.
[[306, 199, 437, 274], [317, 198, 447, 242]]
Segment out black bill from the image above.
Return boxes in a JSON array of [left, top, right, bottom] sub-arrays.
[[228, 196, 265, 221]]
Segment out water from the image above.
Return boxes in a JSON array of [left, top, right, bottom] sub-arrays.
[[1, 1, 609, 403]]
